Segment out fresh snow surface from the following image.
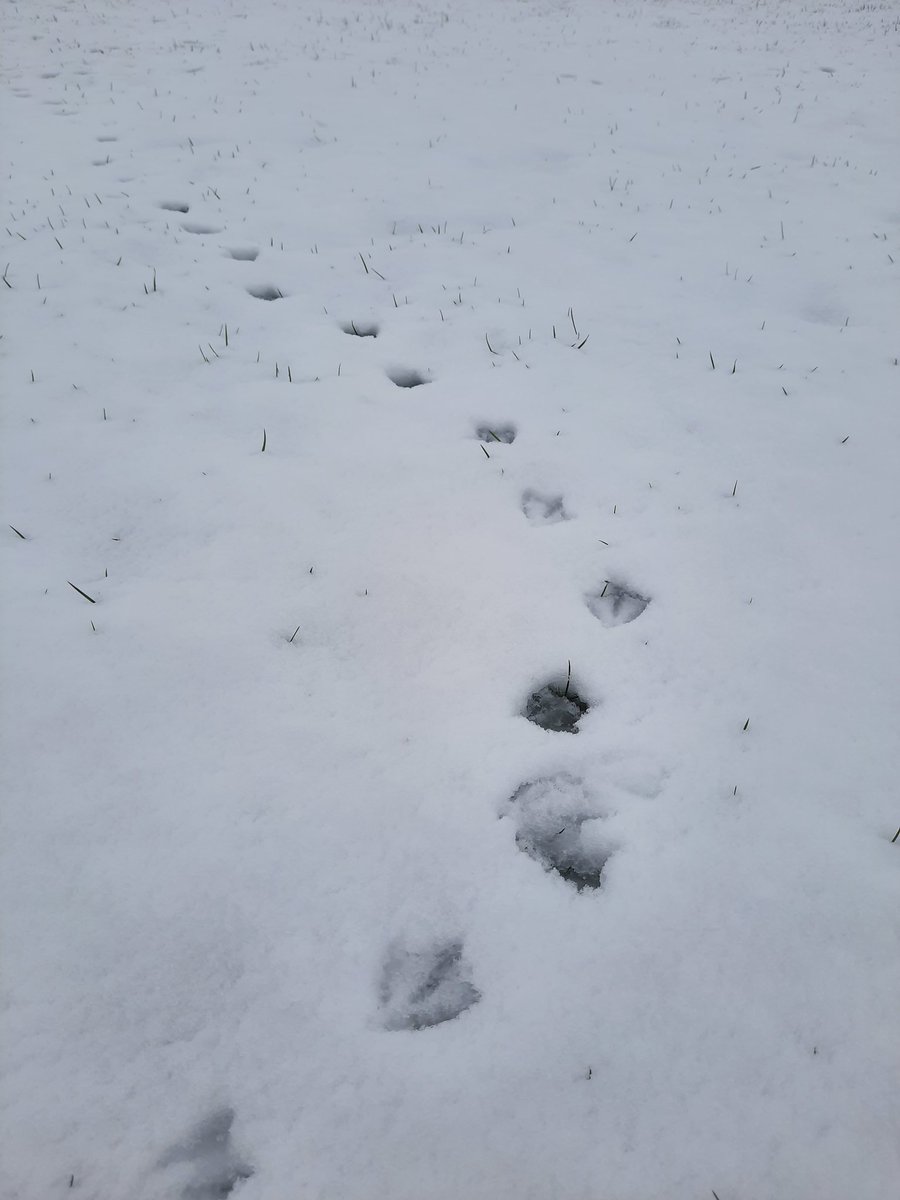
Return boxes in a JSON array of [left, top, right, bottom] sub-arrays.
[[2, 1, 899, 1197]]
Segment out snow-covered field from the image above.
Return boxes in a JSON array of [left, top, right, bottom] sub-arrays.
[[2, 0, 899, 1196]]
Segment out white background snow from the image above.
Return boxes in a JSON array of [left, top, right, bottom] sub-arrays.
[[1, 0, 899, 1197]]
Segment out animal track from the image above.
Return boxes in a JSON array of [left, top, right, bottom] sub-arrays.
[[586, 582, 650, 627], [522, 489, 568, 524], [341, 320, 379, 337], [158, 200, 190, 213], [522, 678, 590, 733], [476, 424, 516, 444], [379, 939, 480, 1030], [182, 222, 223, 235], [386, 367, 428, 388], [506, 774, 615, 891], [225, 247, 259, 261], [246, 284, 284, 301], [160, 1108, 253, 1200]]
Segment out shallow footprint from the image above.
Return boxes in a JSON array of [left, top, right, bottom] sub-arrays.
[[379, 938, 480, 1030], [522, 489, 568, 524], [160, 1108, 253, 1200], [506, 774, 616, 891], [586, 582, 649, 627], [476, 423, 516, 444]]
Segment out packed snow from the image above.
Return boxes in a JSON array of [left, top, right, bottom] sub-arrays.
[[1, 0, 899, 1197]]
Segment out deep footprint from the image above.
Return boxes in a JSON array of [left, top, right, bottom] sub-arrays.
[[341, 320, 379, 337], [160, 1108, 253, 1200], [522, 680, 590, 733], [386, 367, 428, 388], [158, 200, 190, 213], [507, 774, 615, 891], [225, 247, 259, 261], [379, 939, 480, 1030], [246, 284, 284, 301], [182, 222, 223, 235], [522, 489, 568, 523], [476, 424, 516, 444], [586, 582, 650, 627]]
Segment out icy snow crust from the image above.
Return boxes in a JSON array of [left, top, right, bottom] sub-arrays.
[[1, 0, 899, 1197]]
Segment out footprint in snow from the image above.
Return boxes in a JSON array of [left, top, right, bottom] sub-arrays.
[[246, 284, 284, 301], [159, 1107, 253, 1199], [341, 320, 379, 337], [505, 773, 616, 891], [158, 200, 191, 213], [386, 367, 429, 388], [522, 489, 568, 524], [476, 423, 516, 444], [586, 582, 650, 627], [379, 938, 480, 1030], [522, 675, 591, 734]]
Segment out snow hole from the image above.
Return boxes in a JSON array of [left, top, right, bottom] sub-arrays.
[[225, 247, 259, 261], [158, 200, 190, 213]]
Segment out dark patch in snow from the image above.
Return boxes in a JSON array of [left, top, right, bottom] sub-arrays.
[[508, 774, 615, 891], [246, 284, 284, 301], [476, 424, 516, 444], [225, 247, 259, 261], [96, 134, 117, 142], [160, 1108, 253, 1199], [159, 200, 190, 213], [522, 680, 589, 733], [522, 489, 568, 524], [387, 367, 428, 388], [341, 320, 379, 337], [379, 939, 480, 1030], [182, 222, 223, 235], [586, 582, 649, 628]]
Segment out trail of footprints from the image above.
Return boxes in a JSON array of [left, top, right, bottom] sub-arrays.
[[144, 210, 651, 1184]]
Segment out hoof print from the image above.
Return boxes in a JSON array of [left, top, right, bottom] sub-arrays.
[[160, 1108, 252, 1199], [508, 774, 615, 891], [476, 424, 516, 444], [380, 939, 480, 1030], [341, 320, 379, 337], [522, 489, 568, 524], [386, 367, 428, 388], [522, 680, 590, 734], [246, 284, 283, 301], [586, 582, 650, 627]]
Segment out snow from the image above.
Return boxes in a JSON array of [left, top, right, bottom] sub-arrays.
[[1, 0, 899, 1197]]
